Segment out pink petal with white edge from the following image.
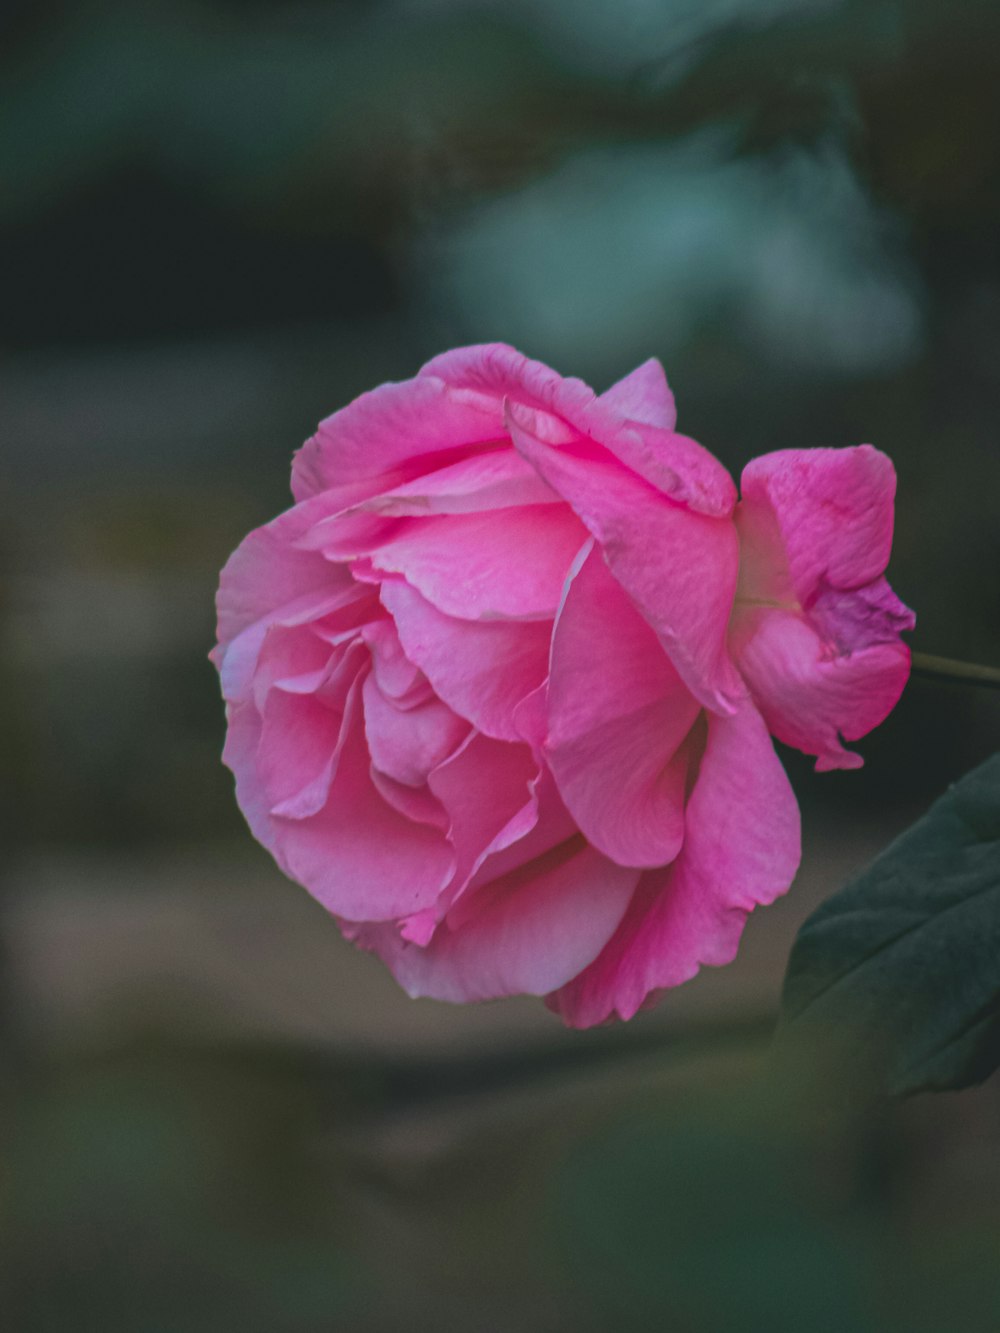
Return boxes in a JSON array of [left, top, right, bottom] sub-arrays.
[[292, 373, 508, 502], [730, 605, 911, 772], [506, 401, 742, 714], [357, 839, 639, 1003], [547, 543, 700, 867], [739, 446, 899, 605], [549, 699, 801, 1028], [272, 677, 455, 922], [363, 506, 587, 622], [599, 358, 677, 429], [380, 580, 551, 740]]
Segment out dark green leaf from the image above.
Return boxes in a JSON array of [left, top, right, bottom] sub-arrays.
[[780, 753, 1000, 1094]]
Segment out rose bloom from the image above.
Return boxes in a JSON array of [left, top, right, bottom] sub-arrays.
[[212, 344, 913, 1027]]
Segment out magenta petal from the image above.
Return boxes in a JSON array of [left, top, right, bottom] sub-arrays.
[[731, 606, 911, 771], [357, 840, 639, 1002], [380, 580, 551, 740], [291, 373, 506, 502], [739, 446, 900, 605], [273, 678, 455, 921], [547, 544, 700, 867], [599, 358, 677, 429], [549, 700, 801, 1028], [506, 401, 742, 713], [365, 505, 587, 621]]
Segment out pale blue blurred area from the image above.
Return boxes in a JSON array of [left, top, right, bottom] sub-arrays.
[[417, 132, 922, 379]]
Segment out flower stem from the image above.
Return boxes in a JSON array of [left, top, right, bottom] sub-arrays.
[[910, 652, 1000, 691]]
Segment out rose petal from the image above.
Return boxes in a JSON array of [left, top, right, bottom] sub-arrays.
[[506, 400, 742, 714], [424, 343, 735, 516], [428, 731, 539, 891], [362, 506, 587, 621], [730, 605, 911, 772], [292, 373, 507, 502], [272, 677, 455, 921], [547, 543, 701, 867], [380, 580, 551, 740], [599, 357, 677, 429], [362, 670, 469, 787], [549, 699, 801, 1027], [357, 838, 639, 1002], [739, 446, 900, 606]]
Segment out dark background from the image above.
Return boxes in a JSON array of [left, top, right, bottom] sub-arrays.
[[2, 2, 1000, 1329]]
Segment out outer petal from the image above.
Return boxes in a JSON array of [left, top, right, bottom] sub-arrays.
[[424, 342, 735, 516], [356, 839, 639, 1003], [739, 446, 899, 606], [549, 700, 801, 1028], [214, 490, 359, 650], [546, 543, 700, 867], [730, 606, 911, 771], [292, 373, 508, 502], [380, 580, 551, 741], [599, 358, 677, 430], [506, 400, 742, 714]]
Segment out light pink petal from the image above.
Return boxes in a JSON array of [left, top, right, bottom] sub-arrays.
[[258, 688, 345, 820], [370, 767, 448, 832], [361, 506, 586, 621], [730, 606, 911, 772], [291, 373, 507, 502], [546, 544, 701, 867], [380, 580, 551, 740], [220, 701, 272, 851], [214, 491, 358, 649], [419, 342, 592, 417], [549, 700, 801, 1028], [739, 446, 899, 605], [272, 678, 455, 921], [428, 732, 539, 890], [356, 839, 639, 1003], [362, 671, 469, 787], [599, 358, 677, 429], [218, 583, 367, 705], [249, 622, 337, 713], [506, 401, 742, 714], [360, 619, 425, 700]]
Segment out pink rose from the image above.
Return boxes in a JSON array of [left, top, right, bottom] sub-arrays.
[[212, 344, 913, 1027]]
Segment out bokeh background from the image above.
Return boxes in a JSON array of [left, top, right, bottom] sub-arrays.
[[3, 1, 1000, 1328]]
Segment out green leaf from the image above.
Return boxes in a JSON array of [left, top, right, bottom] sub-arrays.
[[780, 753, 1000, 1094]]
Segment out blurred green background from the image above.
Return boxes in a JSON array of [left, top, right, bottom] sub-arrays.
[[3, 1, 1000, 1328]]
